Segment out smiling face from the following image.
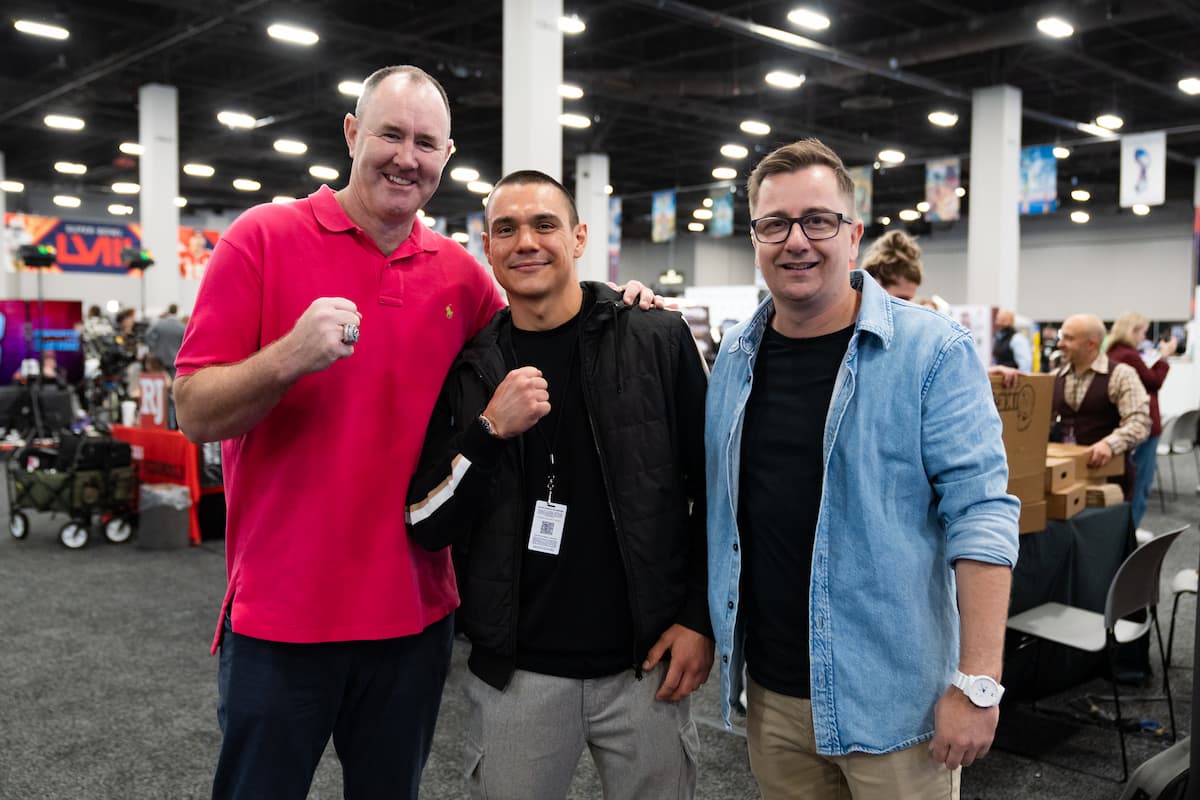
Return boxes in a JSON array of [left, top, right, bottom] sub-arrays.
[[341, 74, 452, 234], [751, 165, 863, 323], [484, 181, 587, 315], [1058, 315, 1102, 369]]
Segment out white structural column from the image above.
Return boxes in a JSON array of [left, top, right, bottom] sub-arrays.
[[966, 86, 1021, 309], [575, 153, 608, 282], [138, 83, 181, 315], [503, 0, 562, 179]]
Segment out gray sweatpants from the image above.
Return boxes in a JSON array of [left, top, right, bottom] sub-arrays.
[[463, 663, 699, 799]]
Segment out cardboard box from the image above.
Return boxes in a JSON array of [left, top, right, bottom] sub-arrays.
[[990, 374, 1054, 479], [1019, 500, 1047, 534], [1085, 483, 1124, 507], [1044, 457, 1077, 493], [1008, 472, 1044, 504], [1045, 442, 1126, 479], [1046, 481, 1087, 520]]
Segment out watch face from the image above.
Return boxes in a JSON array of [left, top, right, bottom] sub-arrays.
[[969, 677, 1000, 706]]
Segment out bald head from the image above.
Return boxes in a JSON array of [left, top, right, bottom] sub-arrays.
[[995, 309, 1014, 329], [1058, 314, 1106, 369]]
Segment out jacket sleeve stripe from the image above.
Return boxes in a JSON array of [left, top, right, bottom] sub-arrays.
[[405, 452, 473, 526]]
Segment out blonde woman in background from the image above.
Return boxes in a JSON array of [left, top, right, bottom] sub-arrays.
[[1105, 311, 1178, 532], [859, 229, 923, 300]]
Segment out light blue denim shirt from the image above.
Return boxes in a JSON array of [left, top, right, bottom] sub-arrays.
[[706, 270, 1019, 756]]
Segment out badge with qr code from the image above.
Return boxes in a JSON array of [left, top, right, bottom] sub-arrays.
[[528, 500, 567, 555]]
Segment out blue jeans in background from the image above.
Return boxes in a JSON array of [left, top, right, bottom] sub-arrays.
[[1130, 435, 1160, 527]]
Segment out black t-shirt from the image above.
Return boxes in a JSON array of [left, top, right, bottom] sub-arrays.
[[508, 297, 634, 679], [738, 322, 853, 698]]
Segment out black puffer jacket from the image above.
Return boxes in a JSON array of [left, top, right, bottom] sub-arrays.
[[405, 282, 710, 690]]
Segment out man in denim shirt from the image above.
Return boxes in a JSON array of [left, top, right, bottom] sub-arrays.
[[706, 138, 1019, 800]]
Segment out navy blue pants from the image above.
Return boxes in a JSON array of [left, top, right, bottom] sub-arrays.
[[212, 613, 454, 800]]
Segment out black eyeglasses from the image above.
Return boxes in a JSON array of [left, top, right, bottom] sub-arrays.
[[750, 212, 853, 243]]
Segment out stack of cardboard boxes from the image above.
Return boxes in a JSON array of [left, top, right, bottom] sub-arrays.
[[990, 373, 1126, 535]]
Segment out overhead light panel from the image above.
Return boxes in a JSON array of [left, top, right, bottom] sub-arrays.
[[309, 165, 339, 181], [14, 19, 69, 40], [1036, 17, 1074, 38], [1, 180, 26, 192], [467, 181, 494, 194], [1178, 77, 1200, 96], [879, 216, 891, 226], [688, 222, 705, 233], [338, 80, 364, 97], [739, 119, 771, 135], [267, 23, 319, 46], [119, 142, 144, 156], [1076, 121, 1118, 139], [233, 178, 261, 192], [451, 232, 470, 244], [559, 83, 584, 99], [787, 8, 831, 31], [898, 209, 921, 221], [272, 195, 296, 204], [44, 114, 84, 130], [1070, 210, 1090, 223], [54, 161, 87, 175], [703, 198, 713, 208], [53, 195, 81, 208], [108, 204, 134, 216], [720, 143, 749, 159], [916, 201, 931, 213], [174, 197, 188, 208], [217, 110, 257, 129], [1094, 113, 1124, 130], [764, 70, 806, 90], [605, 184, 613, 195], [927, 110, 958, 127], [878, 149, 906, 164], [183, 163, 215, 177], [421, 216, 438, 228], [559, 14, 586, 34], [1070, 189, 1091, 202], [274, 139, 308, 155], [1052, 146, 1071, 159], [712, 166, 738, 180], [693, 208, 713, 220], [955, 186, 966, 198], [112, 182, 140, 194], [559, 113, 591, 128], [1132, 203, 1150, 216], [450, 167, 480, 182]]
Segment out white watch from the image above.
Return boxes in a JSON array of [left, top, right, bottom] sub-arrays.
[[952, 670, 1005, 708]]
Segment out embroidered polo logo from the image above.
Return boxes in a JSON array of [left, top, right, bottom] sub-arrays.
[[445, 304, 454, 319]]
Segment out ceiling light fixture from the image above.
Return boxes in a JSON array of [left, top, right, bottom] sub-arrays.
[[787, 8, 831, 31], [272, 195, 296, 204], [44, 114, 84, 130], [217, 110, 257, 129], [1132, 204, 1150, 216], [1094, 113, 1124, 130], [108, 204, 134, 216], [112, 182, 140, 194], [467, 181, 494, 194], [720, 143, 749, 159], [559, 14, 586, 34], [421, 216, 437, 228], [309, 165, 339, 181], [14, 19, 69, 39], [605, 184, 614, 195], [898, 209, 921, 221], [688, 222, 705, 232], [233, 178, 262, 192], [559, 83, 584, 99], [450, 167, 480, 182], [175, 197, 188, 208], [1, 180, 25, 193], [1052, 145, 1071, 159], [1036, 17, 1074, 38], [955, 186, 967, 198], [764, 70, 806, 89], [338, 80, 364, 97], [1070, 210, 1090, 224], [877, 149, 906, 164], [879, 216, 891, 226], [452, 232, 470, 244], [559, 113, 591, 129], [712, 166, 738, 180], [693, 208, 714, 220], [54, 161, 87, 175], [739, 119, 771, 135], [183, 163, 215, 177], [927, 110, 958, 127], [274, 139, 308, 155], [1070, 189, 1091, 202], [702, 197, 714, 208], [118, 142, 144, 156], [53, 195, 81, 208], [916, 201, 931, 213], [1178, 77, 1200, 96], [267, 23, 319, 46], [1076, 121, 1118, 139]]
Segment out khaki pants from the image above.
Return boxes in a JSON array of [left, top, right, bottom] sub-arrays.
[[746, 678, 960, 800]]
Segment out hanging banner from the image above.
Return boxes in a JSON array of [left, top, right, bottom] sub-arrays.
[[651, 190, 676, 243], [924, 157, 961, 222], [466, 212, 486, 265], [1120, 130, 1166, 208], [709, 191, 734, 238], [4, 213, 142, 274], [607, 196, 622, 283], [1018, 145, 1058, 215], [847, 165, 873, 225]]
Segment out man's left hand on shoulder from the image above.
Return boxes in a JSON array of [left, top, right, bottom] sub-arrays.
[[610, 280, 671, 310], [642, 623, 715, 702], [928, 686, 999, 770]]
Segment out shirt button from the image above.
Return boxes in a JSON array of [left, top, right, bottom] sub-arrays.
[[722, 655, 729, 663], [732, 543, 739, 552], [728, 601, 734, 609]]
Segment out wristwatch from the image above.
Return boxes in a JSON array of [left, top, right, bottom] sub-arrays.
[[477, 414, 500, 438], [952, 670, 1005, 708]]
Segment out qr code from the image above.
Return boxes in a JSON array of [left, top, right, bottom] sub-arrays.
[[539, 520, 555, 536]]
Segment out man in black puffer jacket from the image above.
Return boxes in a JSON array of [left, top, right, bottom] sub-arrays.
[[406, 170, 711, 800]]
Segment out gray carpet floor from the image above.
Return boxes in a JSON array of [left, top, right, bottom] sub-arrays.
[[1, 452, 1197, 799]]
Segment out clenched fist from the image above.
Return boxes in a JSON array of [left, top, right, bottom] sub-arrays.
[[481, 366, 551, 439], [280, 297, 362, 379]]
